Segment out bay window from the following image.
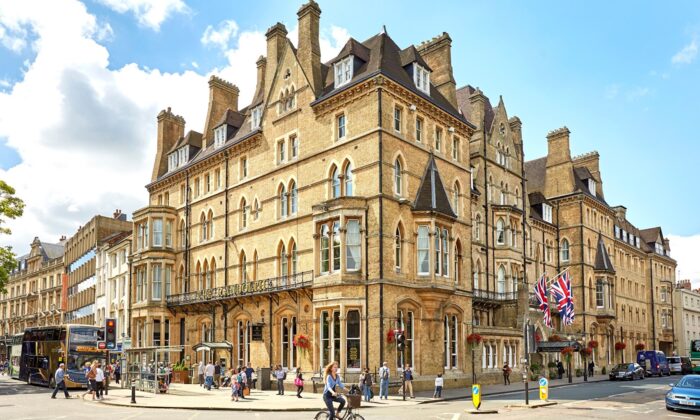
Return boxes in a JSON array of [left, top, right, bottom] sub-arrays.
[[444, 315, 458, 369], [417, 226, 430, 275], [153, 219, 163, 247], [346, 220, 361, 271], [152, 265, 162, 300], [346, 310, 361, 369]]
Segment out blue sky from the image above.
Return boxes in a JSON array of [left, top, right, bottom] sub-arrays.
[[0, 0, 698, 279]]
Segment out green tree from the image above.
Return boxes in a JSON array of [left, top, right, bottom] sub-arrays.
[[0, 180, 25, 292]]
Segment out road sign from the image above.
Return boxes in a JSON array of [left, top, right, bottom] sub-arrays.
[[539, 377, 548, 401], [472, 384, 481, 409]]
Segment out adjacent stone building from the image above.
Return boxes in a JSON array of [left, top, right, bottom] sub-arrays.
[[674, 280, 700, 355], [95, 229, 132, 351]]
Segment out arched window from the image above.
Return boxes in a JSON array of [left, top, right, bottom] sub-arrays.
[[475, 214, 481, 240], [453, 182, 460, 216], [279, 242, 288, 278], [395, 226, 402, 271], [514, 187, 519, 207], [291, 242, 298, 276], [497, 266, 506, 293], [394, 158, 403, 195], [320, 225, 330, 274], [561, 238, 570, 262], [253, 250, 259, 281], [454, 240, 461, 283], [203, 260, 210, 289], [344, 163, 353, 197], [200, 213, 207, 241], [500, 182, 506, 205], [196, 261, 203, 290], [253, 199, 260, 220], [210, 258, 216, 289], [442, 228, 449, 277], [207, 210, 214, 239], [240, 252, 247, 283], [179, 219, 185, 248], [496, 218, 505, 245], [289, 181, 297, 215], [331, 166, 340, 198], [279, 184, 287, 218], [240, 198, 247, 229], [473, 261, 481, 290]]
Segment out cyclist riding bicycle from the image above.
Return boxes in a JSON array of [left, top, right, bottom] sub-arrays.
[[322, 361, 346, 419]]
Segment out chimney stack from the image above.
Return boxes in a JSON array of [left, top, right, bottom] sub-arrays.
[[416, 33, 457, 108], [544, 127, 575, 198], [265, 22, 289, 103], [253, 56, 267, 102], [203, 76, 240, 147], [297, 1, 322, 95], [113, 209, 122, 219], [152, 107, 185, 182], [468, 87, 487, 130]]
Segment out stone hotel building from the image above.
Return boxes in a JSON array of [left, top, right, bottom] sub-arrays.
[[125, 1, 677, 387]]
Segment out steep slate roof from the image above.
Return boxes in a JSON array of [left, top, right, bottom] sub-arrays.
[[412, 155, 456, 218], [315, 32, 469, 124], [168, 130, 203, 154], [594, 234, 615, 273], [41, 242, 65, 260], [639, 227, 662, 244], [524, 157, 547, 193], [214, 108, 245, 132], [455, 85, 495, 131]]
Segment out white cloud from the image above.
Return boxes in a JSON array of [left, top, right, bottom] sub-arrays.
[[668, 234, 700, 289], [0, 0, 350, 253], [672, 38, 698, 65], [96, 0, 188, 31], [201, 20, 239, 50]]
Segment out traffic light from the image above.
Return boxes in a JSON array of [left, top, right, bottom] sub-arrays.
[[105, 318, 117, 350], [396, 330, 406, 352]]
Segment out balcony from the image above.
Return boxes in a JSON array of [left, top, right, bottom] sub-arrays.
[[166, 270, 313, 309], [473, 289, 517, 308], [594, 306, 615, 319]]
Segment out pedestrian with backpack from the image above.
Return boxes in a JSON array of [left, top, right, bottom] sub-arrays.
[[379, 361, 389, 400], [294, 368, 304, 398], [237, 367, 247, 399], [361, 367, 373, 402]]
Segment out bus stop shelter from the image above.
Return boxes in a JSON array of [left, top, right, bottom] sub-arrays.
[[124, 346, 184, 393]]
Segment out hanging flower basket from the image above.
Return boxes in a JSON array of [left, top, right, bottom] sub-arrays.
[[293, 334, 310, 351], [635, 343, 645, 351], [561, 346, 575, 363], [535, 333, 542, 343], [615, 342, 626, 351], [587, 340, 599, 349], [387, 329, 396, 345], [549, 334, 562, 342], [580, 347, 593, 357], [467, 333, 483, 347]]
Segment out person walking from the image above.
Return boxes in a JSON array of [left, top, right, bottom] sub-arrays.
[[403, 364, 414, 398], [84, 361, 97, 400], [361, 367, 372, 402], [214, 362, 221, 389], [95, 362, 105, 400], [204, 360, 215, 391], [378, 362, 389, 400], [502, 362, 511, 385], [245, 362, 254, 391], [557, 361, 564, 380], [294, 368, 304, 398], [433, 373, 443, 398], [238, 367, 247, 399], [231, 368, 240, 402], [51, 363, 70, 399], [114, 362, 121, 384], [588, 360, 594, 377], [251, 369, 258, 390], [197, 360, 205, 387], [275, 365, 285, 395]]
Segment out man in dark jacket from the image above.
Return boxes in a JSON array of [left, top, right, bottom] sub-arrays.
[[557, 361, 565, 379]]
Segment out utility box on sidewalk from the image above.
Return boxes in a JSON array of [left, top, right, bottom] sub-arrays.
[[258, 367, 271, 390]]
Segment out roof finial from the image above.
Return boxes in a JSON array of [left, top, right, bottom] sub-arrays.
[[381, 25, 387, 35]]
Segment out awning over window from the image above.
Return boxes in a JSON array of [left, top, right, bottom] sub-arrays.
[[192, 341, 233, 352], [536, 340, 582, 353]]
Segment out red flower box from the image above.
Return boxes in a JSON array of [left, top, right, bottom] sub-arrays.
[[614, 342, 626, 351], [635, 343, 645, 351], [293, 334, 310, 349], [580, 347, 593, 356], [587, 340, 599, 349], [467, 333, 483, 346]]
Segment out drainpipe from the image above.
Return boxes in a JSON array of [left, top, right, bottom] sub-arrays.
[[650, 257, 656, 351], [365, 207, 369, 369], [377, 84, 385, 365], [578, 200, 587, 382]]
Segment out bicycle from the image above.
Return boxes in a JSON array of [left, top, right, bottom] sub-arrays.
[[314, 393, 365, 420]]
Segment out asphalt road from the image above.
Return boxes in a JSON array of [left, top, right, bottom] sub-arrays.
[[0, 374, 691, 419]]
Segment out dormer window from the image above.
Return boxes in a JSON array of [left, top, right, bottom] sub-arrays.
[[334, 56, 353, 88], [168, 146, 189, 172], [413, 63, 430, 94], [168, 153, 178, 171], [214, 125, 226, 149], [635, 237, 640, 248], [588, 178, 596, 196], [251, 105, 262, 130], [542, 203, 552, 223]]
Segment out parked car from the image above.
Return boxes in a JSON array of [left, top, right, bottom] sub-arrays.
[[667, 375, 700, 412], [609, 363, 645, 381], [637, 350, 671, 376], [669, 356, 694, 375]]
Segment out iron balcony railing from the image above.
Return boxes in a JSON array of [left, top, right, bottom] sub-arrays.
[[473, 289, 517, 302], [166, 270, 314, 307]]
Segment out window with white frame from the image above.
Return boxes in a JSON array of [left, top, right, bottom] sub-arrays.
[[281, 316, 297, 369], [497, 266, 506, 293], [237, 320, 250, 367], [588, 178, 596, 196], [278, 140, 285, 164], [452, 137, 460, 161], [346, 310, 361, 370], [417, 226, 430, 275], [290, 135, 298, 159], [395, 228, 402, 271], [413, 63, 430, 94], [394, 159, 403, 195], [153, 219, 163, 247], [320, 310, 341, 369], [152, 265, 162, 300], [496, 218, 505, 245], [334, 56, 353, 87], [346, 220, 361, 271], [560, 238, 570, 262], [241, 157, 248, 179], [394, 107, 402, 132], [435, 127, 442, 151], [542, 204, 553, 223], [416, 117, 423, 142], [596, 280, 604, 308], [214, 125, 226, 148], [337, 114, 346, 139], [444, 315, 458, 369], [396, 310, 414, 368], [251, 105, 262, 129]]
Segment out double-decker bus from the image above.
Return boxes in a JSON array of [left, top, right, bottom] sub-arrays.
[[690, 339, 700, 373], [19, 325, 105, 388]]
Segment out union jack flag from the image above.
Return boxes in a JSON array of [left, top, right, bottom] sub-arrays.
[[551, 271, 575, 326], [533, 274, 553, 328]]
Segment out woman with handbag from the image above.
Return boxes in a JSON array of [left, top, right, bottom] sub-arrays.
[[294, 368, 304, 398]]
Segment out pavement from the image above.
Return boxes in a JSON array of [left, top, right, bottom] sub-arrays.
[[94, 374, 608, 411]]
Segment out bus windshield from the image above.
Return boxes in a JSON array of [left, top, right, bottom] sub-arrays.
[[68, 326, 104, 350]]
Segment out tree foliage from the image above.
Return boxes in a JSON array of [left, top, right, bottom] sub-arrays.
[[0, 180, 25, 292]]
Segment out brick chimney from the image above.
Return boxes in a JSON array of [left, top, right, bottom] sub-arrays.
[[468, 87, 487, 130], [612, 205, 627, 220], [573, 151, 603, 197], [265, 22, 288, 104], [544, 127, 575, 198], [203, 76, 239, 147], [297, 1, 322, 96], [152, 107, 185, 182], [677, 279, 691, 290], [416, 32, 457, 108], [113, 209, 122, 219], [253, 56, 267, 102]]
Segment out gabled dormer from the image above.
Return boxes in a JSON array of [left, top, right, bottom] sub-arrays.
[[330, 38, 370, 89], [400, 45, 432, 95], [213, 108, 245, 149], [166, 130, 202, 173]]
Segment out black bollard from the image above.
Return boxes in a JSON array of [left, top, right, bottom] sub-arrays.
[[131, 383, 136, 404]]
